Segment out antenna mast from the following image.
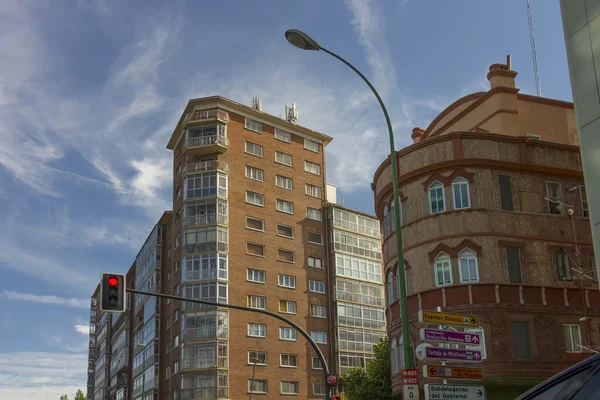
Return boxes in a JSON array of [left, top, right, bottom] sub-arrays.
[[527, 0, 542, 97]]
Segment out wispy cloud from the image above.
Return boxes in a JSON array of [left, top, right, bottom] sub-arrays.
[[74, 324, 89, 335], [3, 291, 89, 308]]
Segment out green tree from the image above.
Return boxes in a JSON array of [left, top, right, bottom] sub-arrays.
[[74, 389, 86, 400], [60, 395, 68, 400], [341, 338, 392, 400]]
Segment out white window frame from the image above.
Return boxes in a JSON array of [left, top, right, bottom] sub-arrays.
[[277, 249, 296, 263], [280, 354, 298, 368], [245, 118, 263, 133], [304, 138, 320, 152], [279, 300, 297, 314], [279, 327, 297, 341], [246, 216, 265, 232], [452, 176, 471, 209], [274, 129, 292, 143], [246, 191, 264, 207], [307, 207, 323, 221], [248, 323, 267, 338], [458, 248, 479, 283], [305, 183, 323, 198], [308, 256, 323, 269], [248, 350, 267, 365], [564, 324, 582, 353], [277, 224, 294, 239], [307, 231, 323, 245], [248, 295, 266, 309], [275, 175, 293, 190], [275, 151, 292, 167], [313, 382, 326, 396], [311, 331, 327, 344], [434, 253, 452, 287], [245, 141, 263, 157], [245, 166, 264, 182], [304, 160, 321, 175], [311, 356, 323, 369], [429, 181, 445, 214], [278, 274, 296, 289], [247, 268, 266, 284], [248, 379, 267, 394], [280, 381, 299, 395], [311, 305, 326, 318], [276, 199, 294, 214], [309, 280, 325, 293], [247, 242, 265, 257]]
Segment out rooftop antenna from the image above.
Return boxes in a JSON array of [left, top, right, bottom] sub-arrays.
[[251, 96, 262, 111], [526, 0, 542, 96], [285, 103, 298, 123]]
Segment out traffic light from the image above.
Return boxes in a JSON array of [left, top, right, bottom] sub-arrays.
[[100, 272, 126, 312], [331, 397, 342, 400]]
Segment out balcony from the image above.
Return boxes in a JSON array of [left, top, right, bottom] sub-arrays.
[[184, 133, 228, 156], [181, 388, 229, 400], [181, 357, 228, 370], [184, 109, 230, 126], [184, 160, 229, 175], [183, 242, 228, 255], [183, 326, 228, 341], [183, 214, 228, 228]]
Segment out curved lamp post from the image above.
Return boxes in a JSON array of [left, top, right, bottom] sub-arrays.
[[284, 29, 412, 370]]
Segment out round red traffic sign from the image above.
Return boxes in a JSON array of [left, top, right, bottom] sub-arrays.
[[326, 374, 337, 385]]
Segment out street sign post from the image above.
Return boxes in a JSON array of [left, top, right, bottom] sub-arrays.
[[418, 310, 479, 327], [401, 369, 420, 400], [420, 328, 481, 346], [423, 347, 483, 363], [422, 365, 484, 380], [424, 384, 486, 400]]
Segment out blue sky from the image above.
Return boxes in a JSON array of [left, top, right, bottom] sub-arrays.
[[0, 0, 572, 398]]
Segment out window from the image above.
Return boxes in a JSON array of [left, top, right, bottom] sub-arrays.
[[391, 338, 398, 373], [184, 172, 227, 199], [281, 381, 299, 394], [280, 355, 298, 368], [173, 335, 179, 348], [176, 186, 181, 200], [564, 324, 582, 352], [247, 295, 266, 309], [275, 175, 293, 190], [167, 316, 172, 329], [248, 323, 266, 337], [309, 280, 325, 293], [546, 182, 562, 214], [304, 138, 320, 152], [313, 382, 326, 396], [274, 129, 291, 143], [507, 247, 522, 284], [276, 199, 294, 214], [247, 268, 266, 283], [308, 256, 323, 269], [512, 321, 532, 359], [452, 177, 470, 209], [311, 332, 327, 345], [245, 141, 263, 157], [279, 300, 296, 314], [275, 151, 292, 166], [248, 379, 267, 393], [174, 309, 178, 322], [248, 351, 267, 365], [280, 327, 297, 341], [498, 174, 514, 210], [387, 272, 395, 305], [555, 251, 572, 281], [173, 361, 179, 375], [246, 191, 264, 207], [175, 233, 180, 248], [305, 184, 322, 198], [307, 231, 323, 245], [245, 166, 264, 181], [167, 270, 171, 282], [581, 186, 589, 217], [245, 118, 263, 133], [434, 253, 452, 287], [307, 207, 323, 221], [247, 243, 265, 257], [278, 274, 296, 288], [304, 161, 321, 175], [165, 366, 170, 378], [465, 327, 486, 359], [458, 249, 479, 283], [246, 216, 265, 231], [311, 305, 326, 318], [277, 224, 294, 238], [277, 249, 295, 263], [429, 181, 445, 214], [175, 284, 180, 296], [337, 302, 386, 330]]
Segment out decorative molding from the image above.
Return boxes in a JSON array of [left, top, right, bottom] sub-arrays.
[[422, 168, 475, 190], [471, 109, 518, 131], [498, 239, 526, 248], [534, 316, 556, 328], [428, 238, 483, 262]]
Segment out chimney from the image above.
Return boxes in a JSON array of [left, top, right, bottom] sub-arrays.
[[411, 127, 425, 143], [487, 55, 518, 89]]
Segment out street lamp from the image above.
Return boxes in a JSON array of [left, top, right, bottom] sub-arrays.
[[285, 29, 412, 369], [136, 342, 148, 400], [248, 358, 260, 400]]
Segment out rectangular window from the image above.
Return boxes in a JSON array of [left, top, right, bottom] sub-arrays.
[[507, 247, 522, 284], [275, 151, 292, 167], [246, 216, 265, 231], [247, 269, 266, 284], [247, 295, 266, 309], [313, 382, 326, 396], [512, 321, 531, 359], [280, 327, 297, 341], [173, 335, 179, 348], [304, 160, 321, 175], [307, 207, 323, 221], [281, 381, 299, 394], [174, 309, 178, 322], [245, 141, 263, 157], [246, 191, 264, 207], [277, 224, 294, 238], [309, 280, 325, 293], [274, 129, 291, 143], [245, 166, 264, 181], [280, 355, 298, 367], [304, 138, 320, 152], [311, 305, 326, 318], [165, 366, 170, 379], [275, 175, 293, 190], [278, 249, 295, 263], [247, 243, 265, 257], [279, 300, 297, 314], [308, 256, 323, 269], [581, 186, 589, 217], [546, 182, 562, 214], [307, 231, 323, 245], [248, 379, 267, 393], [276, 199, 294, 214], [248, 351, 267, 365], [175, 284, 180, 296], [167, 316, 172, 329], [563, 324, 582, 352], [312, 357, 323, 369], [498, 175, 513, 210], [305, 184, 322, 198], [278, 274, 296, 288], [311, 331, 327, 344], [555, 251, 572, 280], [245, 118, 263, 133], [173, 361, 179, 375], [176, 186, 181, 200], [248, 323, 266, 338]]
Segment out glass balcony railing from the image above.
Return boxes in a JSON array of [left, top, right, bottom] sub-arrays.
[[181, 357, 228, 370], [181, 388, 229, 400], [183, 214, 227, 228], [184, 109, 230, 124], [184, 161, 229, 175], [183, 242, 228, 255], [183, 326, 228, 340]]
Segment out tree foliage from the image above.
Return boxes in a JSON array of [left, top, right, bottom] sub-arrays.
[[74, 389, 86, 400], [341, 337, 392, 400], [60, 396, 68, 400]]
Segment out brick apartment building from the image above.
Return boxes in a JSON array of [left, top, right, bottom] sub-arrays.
[[373, 59, 599, 398], [86, 97, 386, 400]]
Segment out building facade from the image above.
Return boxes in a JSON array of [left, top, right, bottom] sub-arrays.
[[372, 60, 599, 398]]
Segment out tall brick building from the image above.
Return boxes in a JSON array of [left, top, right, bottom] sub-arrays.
[[372, 59, 599, 398]]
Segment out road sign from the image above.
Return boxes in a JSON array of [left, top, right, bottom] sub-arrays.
[[424, 347, 483, 363], [423, 365, 484, 380], [326, 374, 337, 385], [420, 328, 482, 345], [419, 310, 479, 327], [401, 369, 420, 400], [424, 384, 486, 400]]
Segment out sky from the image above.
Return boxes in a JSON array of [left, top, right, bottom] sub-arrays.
[[0, 0, 573, 399]]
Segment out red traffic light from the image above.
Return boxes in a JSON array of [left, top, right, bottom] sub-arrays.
[[107, 276, 119, 287], [332, 397, 342, 400]]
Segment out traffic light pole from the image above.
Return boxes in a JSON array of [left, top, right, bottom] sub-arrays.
[[126, 288, 336, 399]]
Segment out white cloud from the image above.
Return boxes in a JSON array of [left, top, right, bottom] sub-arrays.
[[74, 324, 89, 335], [3, 291, 89, 308]]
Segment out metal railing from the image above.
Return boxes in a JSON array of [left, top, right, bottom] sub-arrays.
[[183, 161, 229, 174], [184, 109, 230, 124], [183, 214, 228, 228], [186, 134, 228, 149]]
